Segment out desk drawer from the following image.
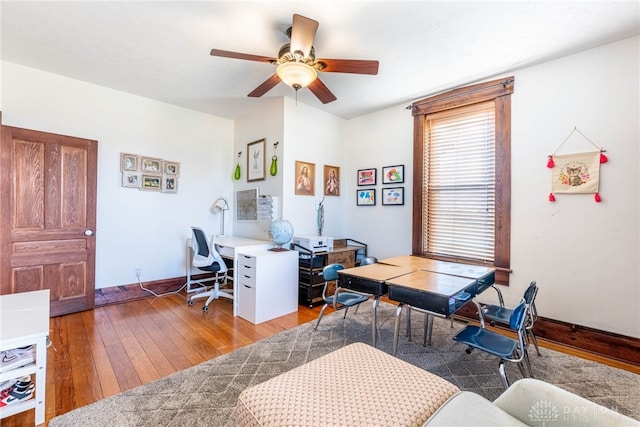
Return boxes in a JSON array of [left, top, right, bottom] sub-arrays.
[[327, 250, 355, 268], [215, 244, 234, 258], [237, 253, 257, 269]]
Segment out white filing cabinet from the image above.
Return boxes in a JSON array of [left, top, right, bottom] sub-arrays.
[[0, 289, 50, 425], [236, 249, 298, 324], [213, 236, 273, 316]]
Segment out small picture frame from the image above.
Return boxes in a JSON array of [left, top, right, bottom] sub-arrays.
[[382, 165, 405, 184], [382, 187, 404, 205], [141, 157, 162, 173], [247, 139, 266, 182], [295, 160, 315, 195], [120, 153, 139, 171], [140, 174, 162, 191], [323, 165, 340, 196], [122, 171, 141, 188], [162, 176, 178, 193], [356, 189, 376, 206], [357, 168, 377, 186], [163, 160, 180, 176]]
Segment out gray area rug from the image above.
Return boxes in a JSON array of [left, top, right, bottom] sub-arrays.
[[50, 302, 639, 426]]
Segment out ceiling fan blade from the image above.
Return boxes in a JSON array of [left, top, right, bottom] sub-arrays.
[[247, 74, 281, 98], [290, 14, 319, 58], [317, 59, 379, 75], [210, 49, 276, 63], [308, 78, 337, 104]]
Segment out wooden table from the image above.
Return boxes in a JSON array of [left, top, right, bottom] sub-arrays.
[[338, 263, 415, 347], [340, 256, 495, 354]]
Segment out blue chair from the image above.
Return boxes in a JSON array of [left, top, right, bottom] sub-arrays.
[[453, 298, 531, 389], [314, 263, 370, 330], [482, 281, 541, 356]]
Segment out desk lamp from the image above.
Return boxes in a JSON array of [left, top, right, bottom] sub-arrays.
[[212, 197, 229, 237]]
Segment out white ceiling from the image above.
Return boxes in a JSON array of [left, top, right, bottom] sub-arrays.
[[1, 1, 638, 120]]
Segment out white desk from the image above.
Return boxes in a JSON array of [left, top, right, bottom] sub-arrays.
[[213, 236, 273, 316]]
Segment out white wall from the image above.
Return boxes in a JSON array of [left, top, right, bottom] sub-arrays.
[[282, 97, 348, 238], [1, 62, 235, 289], [345, 36, 640, 338]]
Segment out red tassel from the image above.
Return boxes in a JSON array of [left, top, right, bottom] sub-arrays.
[[548, 193, 556, 202], [600, 152, 608, 163], [546, 156, 555, 168], [594, 193, 602, 203]]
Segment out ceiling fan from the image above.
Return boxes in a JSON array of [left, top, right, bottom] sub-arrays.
[[210, 14, 379, 104]]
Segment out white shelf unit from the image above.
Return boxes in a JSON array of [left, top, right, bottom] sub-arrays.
[[236, 249, 298, 324], [0, 289, 50, 425]]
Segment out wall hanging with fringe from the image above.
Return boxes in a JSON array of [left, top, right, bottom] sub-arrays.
[[547, 127, 608, 203]]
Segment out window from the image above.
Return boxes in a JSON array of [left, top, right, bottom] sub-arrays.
[[410, 77, 514, 284]]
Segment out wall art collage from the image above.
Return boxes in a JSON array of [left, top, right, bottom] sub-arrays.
[[120, 152, 180, 193], [356, 164, 405, 206]]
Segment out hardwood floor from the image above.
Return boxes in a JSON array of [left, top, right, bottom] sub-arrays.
[[2, 293, 637, 426]]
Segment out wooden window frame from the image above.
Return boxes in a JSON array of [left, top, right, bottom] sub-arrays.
[[410, 76, 514, 284]]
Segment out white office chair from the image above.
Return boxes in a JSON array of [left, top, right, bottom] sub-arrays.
[[186, 227, 231, 311]]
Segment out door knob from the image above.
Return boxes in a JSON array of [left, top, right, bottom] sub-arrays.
[[84, 229, 94, 236]]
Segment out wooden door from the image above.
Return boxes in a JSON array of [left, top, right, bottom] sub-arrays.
[[0, 126, 97, 316]]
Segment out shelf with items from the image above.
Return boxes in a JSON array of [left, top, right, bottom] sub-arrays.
[[293, 239, 368, 307], [0, 290, 49, 425]]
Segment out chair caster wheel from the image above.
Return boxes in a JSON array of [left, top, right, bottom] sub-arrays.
[[187, 300, 193, 307], [466, 347, 473, 354], [202, 306, 209, 312]]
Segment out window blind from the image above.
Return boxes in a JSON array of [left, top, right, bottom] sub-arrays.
[[422, 101, 495, 262]]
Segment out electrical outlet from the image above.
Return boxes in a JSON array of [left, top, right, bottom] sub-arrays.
[[135, 268, 142, 277]]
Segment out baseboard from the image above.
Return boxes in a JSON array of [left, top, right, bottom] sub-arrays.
[[95, 278, 640, 366], [455, 304, 640, 366]]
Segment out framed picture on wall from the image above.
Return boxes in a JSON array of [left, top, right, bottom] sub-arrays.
[[382, 187, 404, 205], [356, 189, 376, 206], [121, 171, 141, 188], [295, 160, 315, 195], [162, 176, 178, 193], [120, 153, 139, 171], [141, 157, 162, 173], [140, 174, 162, 191], [163, 160, 180, 176], [382, 165, 404, 184], [247, 139, 266, 182], [357, 168, 377, 186], [323, 165, 340, 196]]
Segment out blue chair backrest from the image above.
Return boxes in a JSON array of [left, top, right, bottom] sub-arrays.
[[192, 227, 210, 257], [509, 299, 528, 331], [323, 263, 345, 281], [523, 281, 538, 304]]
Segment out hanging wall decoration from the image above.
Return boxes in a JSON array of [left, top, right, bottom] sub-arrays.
[[234, 151, 242, 180], [270, 141, 279, 176], [547, 127, 608, 203]]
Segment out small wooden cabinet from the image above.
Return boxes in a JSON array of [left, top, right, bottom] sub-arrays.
[[236, 249, 298, 324], [295, 240, 367, 307]]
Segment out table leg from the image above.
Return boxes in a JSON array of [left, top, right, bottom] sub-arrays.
[[406, 305, 412, 341], [372, 297, 380, 347], [425, 314, 434, 346], [392, 303, 405, 356]]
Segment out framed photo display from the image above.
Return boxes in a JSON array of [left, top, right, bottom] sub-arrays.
[[357, 168, 377, 186], [382, 165, 404, 184], [356, 189, 376, 206], [382, 187, 404, 205], [247, 139, 266, 182], [295, 160, 315, 195], [324, 165, 340, 196]]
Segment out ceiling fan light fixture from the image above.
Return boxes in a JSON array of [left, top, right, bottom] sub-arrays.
[[276, 61, 317, 90]]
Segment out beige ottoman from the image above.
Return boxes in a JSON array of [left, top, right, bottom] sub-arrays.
[[236, 342, 460, 426]]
